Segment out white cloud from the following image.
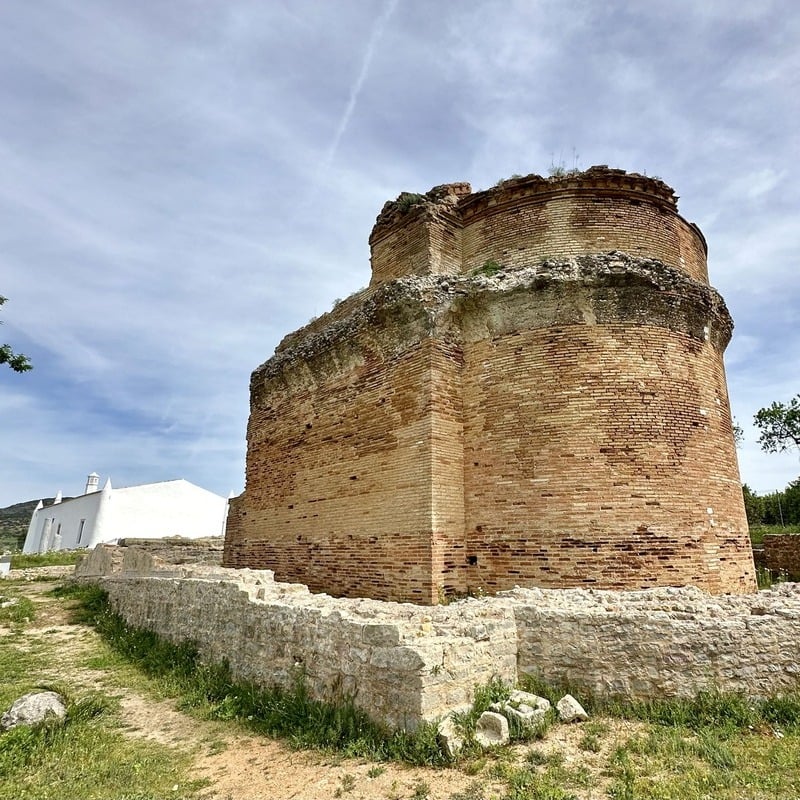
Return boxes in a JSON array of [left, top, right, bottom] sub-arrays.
[[1, 0, 799, 506]]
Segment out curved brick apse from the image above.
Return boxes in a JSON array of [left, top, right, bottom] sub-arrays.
[[224, 167, 756, 603]]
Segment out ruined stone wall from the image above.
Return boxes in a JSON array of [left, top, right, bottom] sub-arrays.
[[77, 547, 517, 731], [225, 167, 754, 602], [510, 583, 800, 699], [76, 547, 800, 732], [764, 534, 800, 580]]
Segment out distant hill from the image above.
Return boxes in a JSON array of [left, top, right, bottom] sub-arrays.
[[0, 498, 64, 552]]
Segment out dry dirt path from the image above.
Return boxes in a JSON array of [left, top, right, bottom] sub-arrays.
[[5, 569, 630, 800], [4, 571, 494, 799]]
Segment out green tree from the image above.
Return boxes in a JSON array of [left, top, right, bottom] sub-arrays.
[[0, 295, 32, 372], [784, 477, 800, 524], [754, 395, 800, 454], [741, 483, 764, 526]]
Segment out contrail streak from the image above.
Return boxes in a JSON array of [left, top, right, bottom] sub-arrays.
[[324, 0, 400, 168]]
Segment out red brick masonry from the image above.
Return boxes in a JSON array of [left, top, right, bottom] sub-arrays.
[[224, 167, 756, 602]]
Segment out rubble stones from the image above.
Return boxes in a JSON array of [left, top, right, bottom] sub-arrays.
[[556, 694, 589, 723], [1, 691, 67, 731], [475, 711, 509, 747], [510, 690, 551, 714], [490, 691, 550, 728], [436, 713, 465, 758]]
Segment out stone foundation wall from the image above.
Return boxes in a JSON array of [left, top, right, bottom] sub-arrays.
[[77, 545, 799, 732], [77, 545, 517, 730], [510, 584, 800, 697]]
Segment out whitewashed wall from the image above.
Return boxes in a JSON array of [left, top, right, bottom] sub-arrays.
[[23, 479, 228, 553]]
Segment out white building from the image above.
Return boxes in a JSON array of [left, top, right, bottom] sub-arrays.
[[23, 473, 229, 553]]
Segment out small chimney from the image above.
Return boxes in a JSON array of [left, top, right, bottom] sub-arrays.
[[85, 472, 100, 494]]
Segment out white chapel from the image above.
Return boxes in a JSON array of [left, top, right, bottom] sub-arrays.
[[23, 472, 229, 553]]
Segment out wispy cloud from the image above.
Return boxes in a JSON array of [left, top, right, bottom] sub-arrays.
[[0, 0, 798, 505], [323, 0, 400, 170]]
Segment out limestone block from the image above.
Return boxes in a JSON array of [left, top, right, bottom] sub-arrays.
[[362, 623, 401, 646], [1, 691, 67, 730], [510, 690, 551, 714], [490, 695, 549, 727], [556, 694, 588, 723], [475, 710, 509, 747], [436, 713, 464, 758]]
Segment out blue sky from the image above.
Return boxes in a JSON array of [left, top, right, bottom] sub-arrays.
[[1, 0, 798, 506]]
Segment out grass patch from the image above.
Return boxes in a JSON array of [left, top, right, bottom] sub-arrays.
[[0, 583, 204, 800], [11, 551, 81, 569], [750, 523, 800, 545], [607, 730, 800, 799], [606, 689, 800, 734], [0, 687, 204, 800], [57, 583, 450, 766], [0, 589, 36, 628], [490, 756, 588, 799]]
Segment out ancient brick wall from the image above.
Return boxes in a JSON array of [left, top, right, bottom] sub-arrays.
[[458, 181, 708, 284], [225, 167, 755, 602], [368, 169, 708, 287], [459, 322, 750, 594], [764, 534, 800, 579]]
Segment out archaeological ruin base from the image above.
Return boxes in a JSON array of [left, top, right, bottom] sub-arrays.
[[223, 166, 756, 603]]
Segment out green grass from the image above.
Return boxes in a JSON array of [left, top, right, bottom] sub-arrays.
[[0, 688, 204, 800], [606, 729, 800, 799], [0, 585, 204, 800], [11, 550, 82, 569], [0, 588, 36, 628], [749, 523, 800, 545], [490, 756, 588, 800], [56, 583, 450, 766], [597, 690, 800, 799]]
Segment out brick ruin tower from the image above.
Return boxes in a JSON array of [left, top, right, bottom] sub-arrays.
[[223, 166, 757, 603]]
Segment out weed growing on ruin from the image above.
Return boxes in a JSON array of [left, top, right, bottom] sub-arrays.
[[749, 522, 800, 545], [756, 564, 791, 588], [396, 192, 426, 213], [471, 260, 503, 278], [547, 164, 582, 179], [494, 174, 524, 187], [438, 584, 489, 605]]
